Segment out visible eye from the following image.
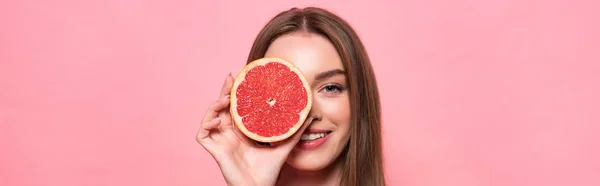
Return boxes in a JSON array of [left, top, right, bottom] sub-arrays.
[[321, 84, 344, 95]]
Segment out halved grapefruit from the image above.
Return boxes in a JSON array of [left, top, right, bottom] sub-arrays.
[[230, 57, 312, 143]]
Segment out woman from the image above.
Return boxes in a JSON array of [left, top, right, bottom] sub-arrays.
[[197, 7, 386, 186]]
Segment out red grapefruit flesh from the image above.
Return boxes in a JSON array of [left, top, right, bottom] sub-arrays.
[[230, 57, 312, 143]]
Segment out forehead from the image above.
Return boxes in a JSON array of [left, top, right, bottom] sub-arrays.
[[264, 32, 344, 82]]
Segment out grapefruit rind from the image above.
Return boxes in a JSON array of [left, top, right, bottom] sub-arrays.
[[230, 57, 313, 143]]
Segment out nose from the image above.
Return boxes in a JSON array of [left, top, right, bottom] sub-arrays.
[[307, 96, 322, 122]]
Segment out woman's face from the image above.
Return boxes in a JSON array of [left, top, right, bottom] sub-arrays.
[[264, 32, 351, 171]]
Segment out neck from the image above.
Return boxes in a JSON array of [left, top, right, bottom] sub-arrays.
[[276, 158, 344, 186]]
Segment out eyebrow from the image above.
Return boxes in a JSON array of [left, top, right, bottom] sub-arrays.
[[314, 69, 346, 81]]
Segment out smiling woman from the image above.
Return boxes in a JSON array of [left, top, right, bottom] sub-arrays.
[[196, 7, 385, 186]]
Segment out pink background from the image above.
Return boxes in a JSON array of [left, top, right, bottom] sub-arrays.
[[1, 0, 599, 185]]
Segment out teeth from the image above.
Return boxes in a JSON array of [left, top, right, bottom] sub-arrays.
[[301, 133, 327, 141]]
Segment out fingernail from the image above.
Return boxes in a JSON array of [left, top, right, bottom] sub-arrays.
[[211, 117, 221, 122], [221, 95, 230, 100]]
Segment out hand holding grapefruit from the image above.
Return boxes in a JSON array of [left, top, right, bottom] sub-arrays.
[[196, 58, 313, 186]]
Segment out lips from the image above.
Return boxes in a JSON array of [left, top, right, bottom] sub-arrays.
[[296, 129, 332, 150]]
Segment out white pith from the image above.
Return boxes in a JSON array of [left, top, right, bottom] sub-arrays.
[[267, 98, 276, 106], [301, 133, 327, 141]]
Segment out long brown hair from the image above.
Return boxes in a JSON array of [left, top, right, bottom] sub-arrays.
[[246, 7, 386, 186]]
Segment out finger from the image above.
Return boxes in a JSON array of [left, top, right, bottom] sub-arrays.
[[202, 96, 230, 122], [225, 121, 254, 146], [196, 118, 221, 143], [219, 73, 235, 98], [217, 110, 234, 128], [218, 74, 235, 127]]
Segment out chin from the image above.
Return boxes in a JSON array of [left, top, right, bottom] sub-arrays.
[[285, 150, 336, 171], [286, 139, 347, 171]]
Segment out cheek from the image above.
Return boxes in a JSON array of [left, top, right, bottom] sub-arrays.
[[320, 95, 351, 128]]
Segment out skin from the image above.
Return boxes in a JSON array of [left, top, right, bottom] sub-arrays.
[[197, 31, 351, 186]]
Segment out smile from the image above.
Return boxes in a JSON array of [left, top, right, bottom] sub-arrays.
[[300, 132, 328, 141], [296, 130, 332, 150]]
